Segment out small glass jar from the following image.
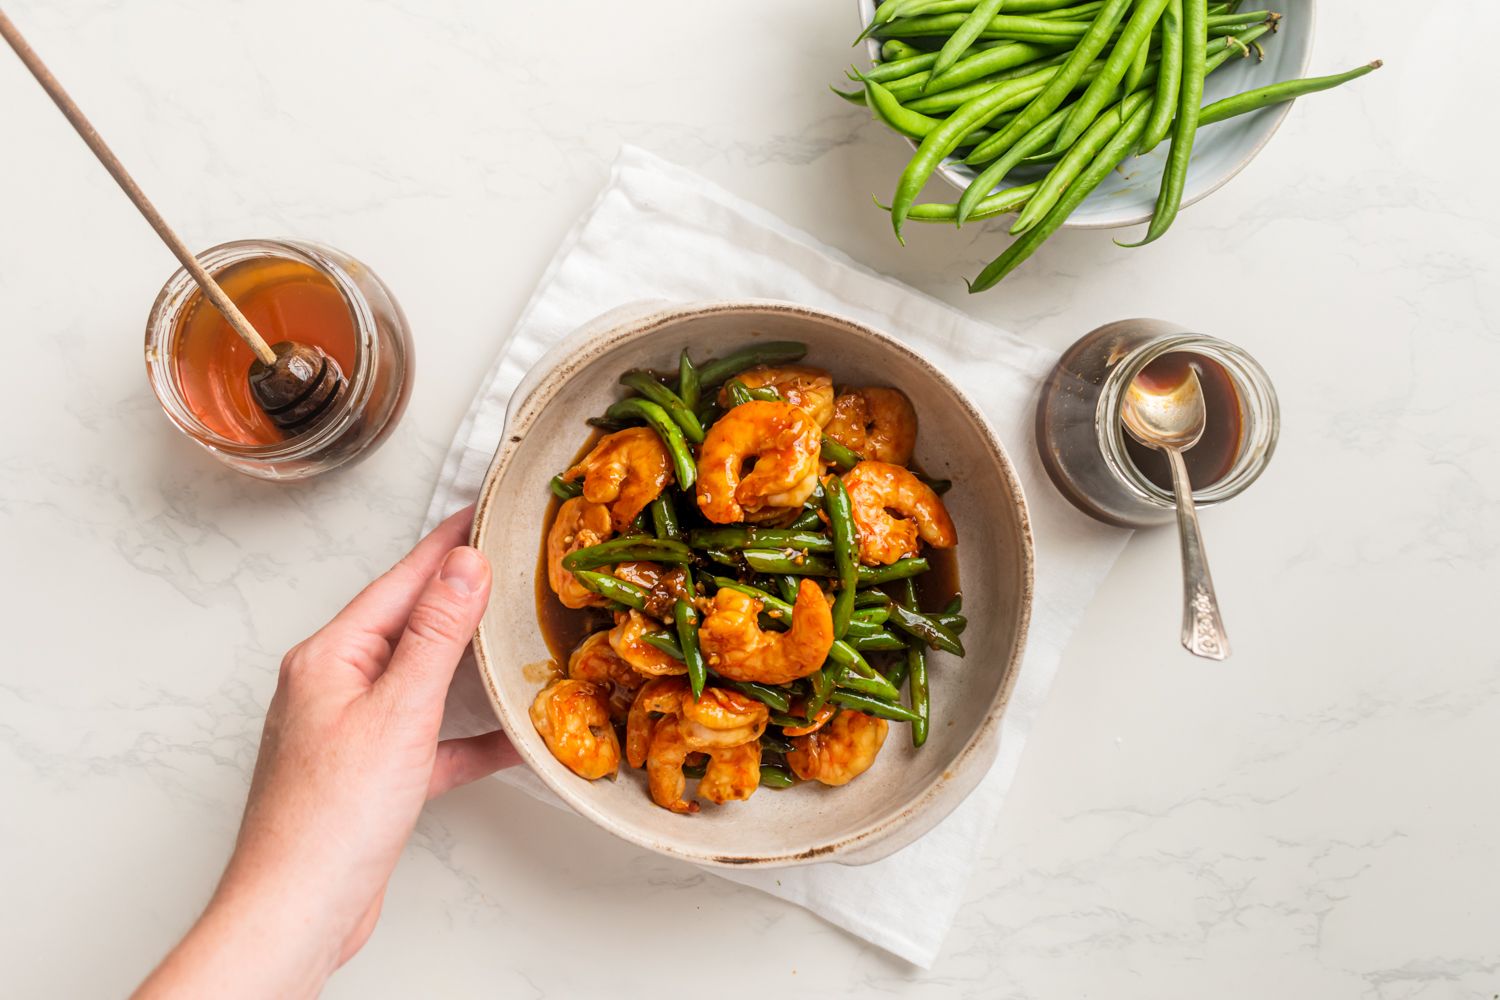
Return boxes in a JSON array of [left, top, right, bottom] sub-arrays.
[[1036, 319, 1279, 528], [145, 239, 413, 480]]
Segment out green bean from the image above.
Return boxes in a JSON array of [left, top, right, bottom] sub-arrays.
[[696, 342, 808, 388], [682, 758, 708, 779], [727, 681, 793, 714], [858, 557, 932, 585], [882, 39, 925, 61], [602, 397, 696, 489], [934, 611, 968, 633], [1197, 60, 1384, 127], [927, 0, 1006, 86], [1013, 90, 1155, 235], [788, 508, 823, 531], [676, 350, 700, 411], [561, 536, 693, 571], [962, 90, 1070, 165], [887, 601, 967, 655], [1053, 0, 1170, 151], [724, 379, 755, 407], [1123, 0, 1164, 94], [968, 101, 1152, 291], [1035, 0, 1105, 18], [836, 660, 903, 701], [905, 74, 1046, 115], [759, 765, 797, 789], [908, 643, 930, 745], [806, 664, 837, 716], [619, 370, 704, 444], [823, 476, 859, 639], [852, 605, 891, 626], [549, 475, 583, 500], [855, 51, 940, 84], [1141, 0, 1182, 152], [906, 41, 1063, 99], [855, 590, 891, 609], [897, 181, 1040, 225], [942, 593, 963, 614], [820, 436, 864, 472], [687, 527, 834, 554], [896, 577, 919, 610], [830, 690, 924, 724], [641, 631, 683, 660], [881, 13, 1092, 41], [775, 575, 800, 603], [850, 631, 909, 652], [770, 710, 808, 728], [649, 494, 681, 541], [675, 599, 708, 698], [760, 730, 795, 754], [945, 0, 1131, 174], [743, 549, 834, 576], [843, 618, 888, 640], [573, 571, 648, 611], [1121, 0, 1205, 247]]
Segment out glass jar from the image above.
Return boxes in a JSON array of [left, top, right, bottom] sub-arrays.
[[145, 239, 413, 480], [1036, 319, 1279, 528]]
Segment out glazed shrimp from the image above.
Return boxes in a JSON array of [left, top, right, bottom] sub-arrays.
[[626, 676, 690, 768], [721, 365, 835, 428], [843, 460, 957, 566], [825, 387, 918, 466], [696, 400, 821, 524], [646, 716, 699, 814], [546, 497, 614, 609], [529, 679, 621, 780], [786, 710, 887, 786], [609, 609, 687, 677], [569, 631, 646, 723], [698, 740, 762, 805], [698, 579, 833, 685], [565, 427, 673, 532], [679, 687, 769, 750]]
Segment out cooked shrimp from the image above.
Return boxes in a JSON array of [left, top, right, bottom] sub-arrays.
[[546, 497, 614, 609], [679, 687, 769, 749], [646, 716, 699, 814], [609, 609, 687, 677], [569, 631, 646, 722], [786, 710, 887, 786], [698, 578, 833, 685], [565, 427, 673, 532], [698, 740, 762, 805], [529, 679, 621, 780], [780, 701, 836, 737], [626, 676, 690, 768], [721, 365, 835, 428], [696, 400, 821, 524], [825, 387, 918, 466], [843, 460, 957, 566]]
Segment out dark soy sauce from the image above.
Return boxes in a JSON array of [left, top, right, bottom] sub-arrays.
[[1123, 352, 1244, 492]]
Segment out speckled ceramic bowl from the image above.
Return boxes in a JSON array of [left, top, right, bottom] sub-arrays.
[[470, 301, 1032, 868], [854, 0, 1316, 229]]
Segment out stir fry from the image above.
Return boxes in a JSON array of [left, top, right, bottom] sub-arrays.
[[532, 340, 966, 814]]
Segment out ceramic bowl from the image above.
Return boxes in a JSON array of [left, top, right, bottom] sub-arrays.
[[854, 0, 1315, 229], [470, 300, 1033, 868]]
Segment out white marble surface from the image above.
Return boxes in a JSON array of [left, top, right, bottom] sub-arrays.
[[1, 1, 1495, 996]]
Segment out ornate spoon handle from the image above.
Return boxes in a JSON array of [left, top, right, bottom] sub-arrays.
[[1165, 446, 1230, 660]]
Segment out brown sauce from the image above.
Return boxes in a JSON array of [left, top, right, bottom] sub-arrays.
[[1122, 352, 1244, 492]]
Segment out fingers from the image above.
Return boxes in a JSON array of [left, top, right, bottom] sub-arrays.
[[330, 506, 476, 642], [376, 546, 492, 709], [427, 730, 519, 799]]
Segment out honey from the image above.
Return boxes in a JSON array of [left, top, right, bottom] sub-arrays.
[[172, 256, 358, 445]]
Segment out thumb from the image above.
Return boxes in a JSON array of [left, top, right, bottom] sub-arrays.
[[378, 546, 491, 708]]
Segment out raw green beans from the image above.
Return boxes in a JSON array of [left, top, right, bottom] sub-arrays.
[[1141, 0, 1182, 151], [928, 0, 1007, 84], [824, 476, 859, 639], [562, 537, 693, 571], [550, 475, 583, 500], [1197, 60, 1384, 126], [1051, 0, 1170, 151], [602, 397, 697, 489], [620, 370, 705, 444], [675, 599, 708, 698], [1013, 90, 1155, 234], [696, 342, 807, 388]]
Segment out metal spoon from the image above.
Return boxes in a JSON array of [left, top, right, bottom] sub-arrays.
[[1121, 360, 1231, 660]]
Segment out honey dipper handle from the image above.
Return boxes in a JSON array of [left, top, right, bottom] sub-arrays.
[[0, 8, 276, 365]]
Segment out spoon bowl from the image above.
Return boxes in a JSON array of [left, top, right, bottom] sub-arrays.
[[1121, 358, 1208, 453]]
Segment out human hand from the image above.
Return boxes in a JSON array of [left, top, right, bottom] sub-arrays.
[[137, 507, 517, 999]]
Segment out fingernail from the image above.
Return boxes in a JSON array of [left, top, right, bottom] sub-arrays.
[[440, 546, 488, 596]]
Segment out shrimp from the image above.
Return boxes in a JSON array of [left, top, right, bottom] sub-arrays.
[[565, 427, 672, 532], [546, 497, 614, 609], [825, 387, 918, 467], [698, 740, 762, 805], [529, 679, 621, 780], [721, 365, 835, 428], [842, 460, 957, 566], [609, 609, 687, 677], [646, 716, 699, 814], [698, 578, 833, 685], [569, 631, 646, 723], [679, 687, 769, 749], [626, 676, 690, 768], [786, 710, 887, 786], [696, 400, 821, 524]]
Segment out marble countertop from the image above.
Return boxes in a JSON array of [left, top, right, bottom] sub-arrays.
[[3, 1, 1495, 996]]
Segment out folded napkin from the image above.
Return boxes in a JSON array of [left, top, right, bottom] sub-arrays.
[[423, 146, 1129, 967]]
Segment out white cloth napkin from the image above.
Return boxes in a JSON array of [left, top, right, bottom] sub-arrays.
[[423, 146, 1129, 967]]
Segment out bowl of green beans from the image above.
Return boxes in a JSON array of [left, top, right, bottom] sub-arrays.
[[468, 300, 1033, 867]]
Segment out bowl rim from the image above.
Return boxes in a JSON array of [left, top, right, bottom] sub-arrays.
[[469, 299, 1036, 867], [853, 0, 1317, 230]]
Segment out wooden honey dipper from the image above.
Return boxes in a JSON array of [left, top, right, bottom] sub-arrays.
[[0, 8, 346, 435]]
